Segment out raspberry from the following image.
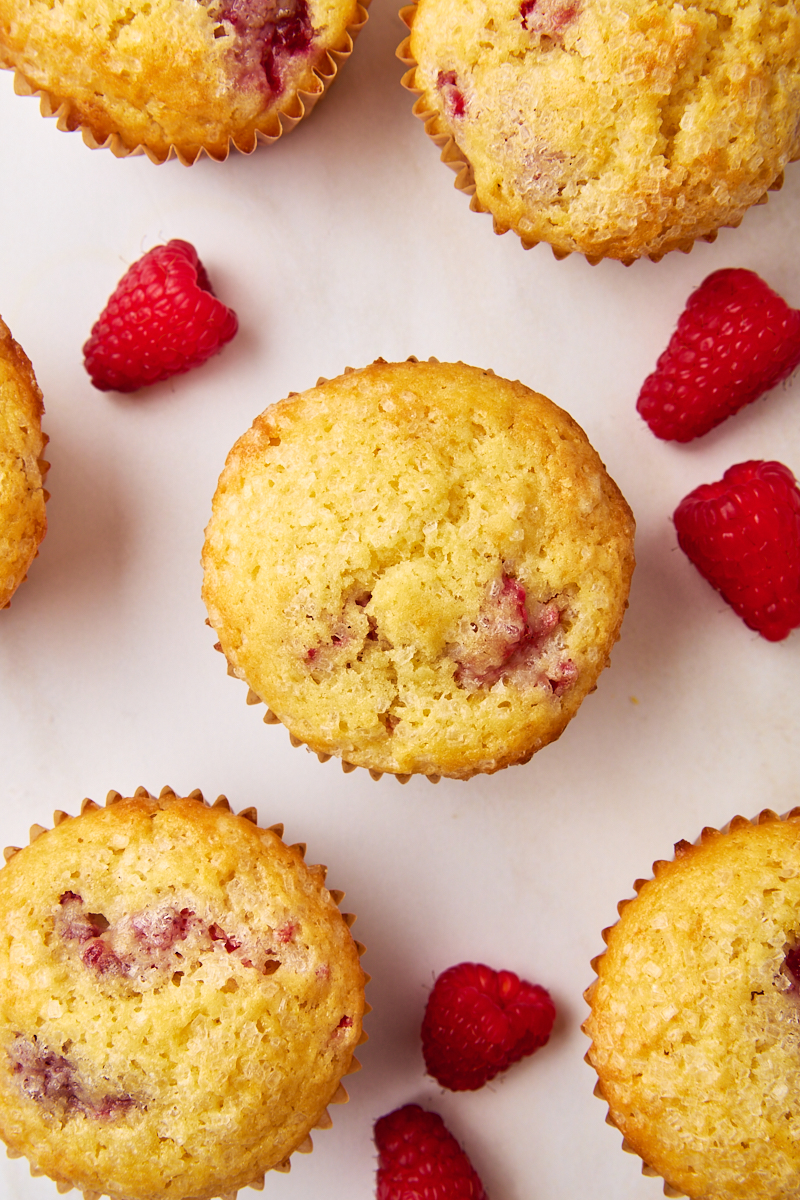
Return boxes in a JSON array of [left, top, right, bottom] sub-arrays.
[[421, 961, 555, 1091], [673, 460, 800, 642], [83, 240, 238, 393], [374, 1104, 487, 1200], [637, 269, 800, 442]]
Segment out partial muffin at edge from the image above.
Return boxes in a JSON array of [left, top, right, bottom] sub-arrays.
[[0, 0, 368, 163], [584, 809, 800, 1200], [0, 317, 47, 608], [0, 789, 366, 1200], [402, 0, 800, 262], [202, 359, 635, 780]]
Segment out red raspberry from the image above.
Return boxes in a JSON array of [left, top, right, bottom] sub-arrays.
[[637, 269, 800, 442], [83, 240, 238, 393], [421, 961, 555, 1091], [374, 1104, 487, 1200], [673, 460, 800, 642]]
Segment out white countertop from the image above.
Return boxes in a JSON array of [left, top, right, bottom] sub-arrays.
[[1, 3, 799, 1196]]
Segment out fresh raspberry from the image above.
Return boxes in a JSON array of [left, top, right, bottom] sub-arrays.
[[83, 240, 238, 393], [374, 1104, 487, 1200], [673, 460, 800, 642], [637, 269, 800, 442], [421, 961, 555, 1091]]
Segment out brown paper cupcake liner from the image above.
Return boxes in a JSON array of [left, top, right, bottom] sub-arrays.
[[6, 1, 369, 166], [396, 3, 792, 266], [582, 806, 800, 1199], [2, 785, 370, 1199]]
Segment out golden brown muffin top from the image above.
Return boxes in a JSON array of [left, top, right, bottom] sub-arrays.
[[405, 0, 800, 261], [585, 811, 800, 1200], [0, 317, 46, 608], [0, 0, 367, 162], [202, 359, 634, 780], [0, 790, 366, 1200]]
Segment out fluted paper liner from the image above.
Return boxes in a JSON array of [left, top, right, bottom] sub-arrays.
[[2, 785, 370, 1199], [582, 806, 800, 1199], [396, 3, 792, 265], [4, 1, 369, 165]]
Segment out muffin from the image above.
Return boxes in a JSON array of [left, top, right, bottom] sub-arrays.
[[584, 808, 800, 1200], [0, 0, 369, 164], [0, 787, 367, 1199], [202, 359, 635, 781], [0, 317, 47, 608], [399, 0, 800, 263]]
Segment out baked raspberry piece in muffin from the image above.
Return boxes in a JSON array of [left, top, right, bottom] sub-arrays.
[[0, 787, 367, 1199], [400, 0, 800, 262], [0, 0, 369, 162], [202, 359, 635, 780]]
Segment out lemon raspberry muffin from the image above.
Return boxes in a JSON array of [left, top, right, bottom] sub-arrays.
[[0, 787, 367, 1199], [0, 317, 47, 608], [584, 808, 800, 1200], [0, 0, 369, 163], [202, 359, 635, 781], [400, 0, 800, 263]]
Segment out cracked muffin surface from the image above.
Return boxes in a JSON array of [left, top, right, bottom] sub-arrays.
[[0, 791, 366, 1199], [405, 0, 800, 261], [0, 317, 46, 609], [585, 811, 800, 1200], [202, 359, 635, 780], [0, 0, 366, 162]]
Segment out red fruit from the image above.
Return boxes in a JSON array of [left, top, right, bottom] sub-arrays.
[[421, 961, 555, 1091], [637, 269, 800, 442], [83, 240, 238, 393], [374, 1104, 487, 1200], [673, 460, 800, 642]]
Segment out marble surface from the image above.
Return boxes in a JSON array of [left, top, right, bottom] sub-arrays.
[[0, 2, 799, 1196]]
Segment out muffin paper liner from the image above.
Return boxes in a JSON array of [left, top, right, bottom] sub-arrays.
[[582, 806, 800, 1198], [2, 785, 370, 1199], [396, 3, 792, 265], [6, 1, 369, 166]]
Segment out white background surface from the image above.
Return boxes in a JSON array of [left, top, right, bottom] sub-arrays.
[[0, 2, 799, 1196]]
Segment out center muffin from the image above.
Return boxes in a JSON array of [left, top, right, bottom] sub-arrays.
[[202, 359, 635, 780]]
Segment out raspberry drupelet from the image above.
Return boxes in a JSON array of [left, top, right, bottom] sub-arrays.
[[374, 1104, 488, 1200], [674, 460, 800, 642], [638, 270, 800, 442], [83, 240, 238, 393], [422, 961, 556, 1090]]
